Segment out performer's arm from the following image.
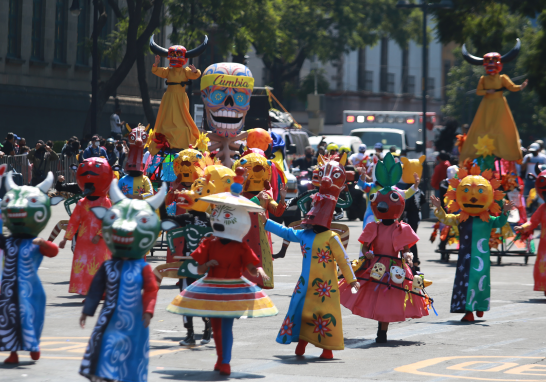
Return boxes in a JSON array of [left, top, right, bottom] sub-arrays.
[[476, 76, 487, 96], [151, 66, 169, 78], [329, 235, 357, 283], [55, 180, 82, 194], [433, 203, 460, 226], [264, 219, 302, 243], [141, 265, 159, 315], [519, 204, 544, 232], [82, 263, 107, 317], [34, 238, 59, 258], [491, 201, 511, 228], [185, 66, 201, 80], [63, 201, 82, 241], [501, 74, 523, 92], [140, 176, 154, 199]]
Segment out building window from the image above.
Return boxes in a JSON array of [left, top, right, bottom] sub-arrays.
[[357, 48, 366, 91], [76, 1, 89, 65], [408, 75, 415, 95], [387, 73, 395, 93], [364, 71, 373, 91], [54, 0, 68, 62], [379, 37, 389, 92], [7, 0, 22, 58], [401, 48, 409, 93], [427, 77, 435, 98], [31, 0, 46, 60]]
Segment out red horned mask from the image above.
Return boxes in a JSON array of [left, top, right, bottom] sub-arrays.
[[167, 45, 187, 68], [77, 157, 114, 197], [461, 39, 521, 76]]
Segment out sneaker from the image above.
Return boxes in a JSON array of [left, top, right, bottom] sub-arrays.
[[179, 331, 195, 346], [375, 329, 387, 343], [201, 325, 212, 345]]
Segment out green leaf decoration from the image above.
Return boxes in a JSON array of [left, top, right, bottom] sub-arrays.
[[322, 296, 325, 302], [314, 292, 319, 295], [282, 335, 287, 343], [318, 335, 322, 343], [307, 322, 314, 326], [313, 313, 317, 319], [375, 152, 403, 190], [323, 313, 337, 327], [326, 333, 332, 337], [312, 278, 324, 286], [299, 276, 306, 286]]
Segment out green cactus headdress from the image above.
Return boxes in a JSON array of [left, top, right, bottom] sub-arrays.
[[374, 153, 402, 194]]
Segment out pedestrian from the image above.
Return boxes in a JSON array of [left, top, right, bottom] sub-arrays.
[[114, 139, 128, 169], [110, 108, 125, 140], [349, 144, 368, 167], [373, 142, 384, 160], [82, 135, 108, 160], [522, 143, 546, 202], [2, 133, 16, 156], [104, 138, 118, 167], [27, 140, 59, 186], [292, 146, 317, 172], [431, 151, 451, 197]]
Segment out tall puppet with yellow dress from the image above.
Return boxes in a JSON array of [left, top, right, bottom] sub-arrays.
[[459, 39, 528, 163], [148, 35, 208, 155]]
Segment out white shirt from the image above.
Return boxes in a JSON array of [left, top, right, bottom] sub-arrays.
[[349, 152, 368, 167], [110, 113, 122, 134], [524, 153, 546, 176]]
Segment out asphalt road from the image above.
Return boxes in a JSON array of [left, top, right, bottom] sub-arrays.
[[1, 204, 546, 382]]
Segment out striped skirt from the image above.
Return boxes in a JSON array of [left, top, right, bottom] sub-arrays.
[[167, 276, 278, 319]]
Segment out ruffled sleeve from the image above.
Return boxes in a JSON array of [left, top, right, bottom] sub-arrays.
[[392, 222, 419, 252], [358, 222, 379, 244], [190, 236, 212, 265]]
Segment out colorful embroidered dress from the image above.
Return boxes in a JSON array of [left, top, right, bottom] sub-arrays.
[[339, 221, 428, 322], [118, 174, 154, 199], [435, 207, 508, 313], [64, 196, 112, 295], [265, 220, 356, 350], [0, 237, 58, 352], [80, 258, 158, 382]]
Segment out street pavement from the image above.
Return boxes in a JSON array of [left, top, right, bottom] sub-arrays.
[[1, 204, 546, 382]]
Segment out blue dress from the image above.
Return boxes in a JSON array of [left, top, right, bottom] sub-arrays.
[[0, 237, 46, 352], [80, 258, 152, 382]]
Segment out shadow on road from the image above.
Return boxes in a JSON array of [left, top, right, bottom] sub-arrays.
[[272, 354, 343, 364], [520, 298, 546, 304], [50, 281, 70, 285], [0, 362, 35, 368], [47, 301, 85, 307], [153, 369, 265, 380]]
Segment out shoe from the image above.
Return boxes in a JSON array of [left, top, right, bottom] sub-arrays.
[[179, 330, 195, 346], [4, 352, 18, 364], [272, 247, 287, 259], [461, 312, 475, 322], [295, 340, 308, 356], [320, 349, 333, 359], [375, 329, 387, 343], [30, 351, 40, 360], [219, 363, 231, 376], [214, 356, 222, 371], [201, 325, 212, 345], [476, 311, 484, 318], [333, 212, 344, 221]]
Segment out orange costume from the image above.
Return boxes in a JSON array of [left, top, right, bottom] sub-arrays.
[[64, 197, 112, 295], [150, 66, 202, 155]]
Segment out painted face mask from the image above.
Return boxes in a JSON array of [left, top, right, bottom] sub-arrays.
[[370, 153, 406, 220], [302, 153, 347, 229], [200, 62, 254, 138], [91, 180, 176, 259], [233, 153, 272, 193], [1, 172, 63, 236], [125, 124, 149, 173], [462, 39, 520, 76], [535, 167, 546, 201], [77, 157, 114, 197], [173, 149, 204, 184], [149, 34, 208, 69], [400, 155, 425, 184]]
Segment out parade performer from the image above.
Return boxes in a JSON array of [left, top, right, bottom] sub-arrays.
[[459, 39, 528, 163], [201, 62, 254, 167], [263, 154, 360, 359], [149, 35, 208, 155], [516, 164, 546, 294], [118, 124, 154, 199], [431, 164, 513, 321], [167, 168, 278, 375], [79, 181, 173, 382], [232, 152, 287, 288], [339, 153, 428, 343], [59, 158, 113, 296], [0, 172, 63, 364]]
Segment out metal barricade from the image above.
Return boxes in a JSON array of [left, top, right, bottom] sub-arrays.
[[0, 154, 78, 186]]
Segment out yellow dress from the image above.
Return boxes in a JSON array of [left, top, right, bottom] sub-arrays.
[[150, 66, 201, 155], [460, 74, 523, 163]]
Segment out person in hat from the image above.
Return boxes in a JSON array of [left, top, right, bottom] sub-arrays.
[[82, 136, 108, 160], [349, 144, 368, 168], [522, 142, 546, 203], [327, 143, 339, 157], [374, 142, 384, 160]]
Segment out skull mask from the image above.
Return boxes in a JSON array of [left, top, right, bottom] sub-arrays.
[[370, 262, 386, 280], [167, 45, 187, 68], [462, 39, 521, 76], [390, 265, 406, 285], [201, 63, 254, 138]]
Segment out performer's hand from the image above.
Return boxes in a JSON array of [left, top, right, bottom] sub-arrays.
[[257, 191, 269, 201], [430, 195, 442, 209], [521, 79, 528, 90], [33, 237, 45, 247], [154, 55, 160, 67], [189, 64, 197, 73], [279, 183, 288, 200], [80, 314, 87, 328], [143, 313, 153, 328], [58, 175, 65, 183], [413, 172, 420, 188], [206, 260, 219, 268], [403, 252, 414, 267], [503, 200, 515, 213], [91, 235, 100, 245], [486, 89, 495, 94], [257, 267, 270, 281], [514, 225, 524, 233], [364, 251, 374, 260], [59, 239, 67, 249], [350, 281, 360, 292]]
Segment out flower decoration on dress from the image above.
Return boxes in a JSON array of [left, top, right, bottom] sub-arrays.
[[474, 135, 495, 157], [280, 317, 294, 336]]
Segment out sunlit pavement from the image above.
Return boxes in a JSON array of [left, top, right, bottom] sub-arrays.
[[1, 204, 545, 382]]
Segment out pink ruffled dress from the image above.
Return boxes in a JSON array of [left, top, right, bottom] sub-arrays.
[[339, 221, 429, 322]]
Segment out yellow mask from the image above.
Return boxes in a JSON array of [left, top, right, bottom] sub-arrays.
[[174, 149, 204, 184], [400, 155, 425, 184], [233, 153, 272, 193]]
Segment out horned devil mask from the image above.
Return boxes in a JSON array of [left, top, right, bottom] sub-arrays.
[[462, 39, 521, 76], [149, 34, 208, 68]]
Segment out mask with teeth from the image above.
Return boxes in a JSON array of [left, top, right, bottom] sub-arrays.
[[200, 63, 254, 138], [232, 153, 272, 193], [173, 149, 204, 184]]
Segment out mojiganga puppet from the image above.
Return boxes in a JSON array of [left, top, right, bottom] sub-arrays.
[[0, 171, 63, 364]]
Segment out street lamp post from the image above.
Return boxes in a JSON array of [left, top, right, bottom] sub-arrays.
[[70, 0, 99, 135], [396, 0, 453, 218]]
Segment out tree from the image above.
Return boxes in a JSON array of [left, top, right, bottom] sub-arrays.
[[82, 0, 163, 136]]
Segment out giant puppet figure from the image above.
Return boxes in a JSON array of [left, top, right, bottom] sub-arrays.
[[149, 35, 208, 155], [431, 165, 513, 322], [79, 181, 173, 382], [201, 62, 254, 167], [0, 172, 63, 364], [459, 39, 528, 163], [264, 154, 360, 359], [60, 158, 113, 296], [118, 124, 154, 199], [167, 168, 278, 376]]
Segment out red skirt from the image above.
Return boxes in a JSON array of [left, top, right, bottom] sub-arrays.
[[339, 254, 429, 322]]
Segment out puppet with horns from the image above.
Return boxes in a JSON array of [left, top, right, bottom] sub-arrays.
[[459, 39, 528, 163], [0, 171, 63, 364], [149, 35, 208, 156]]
